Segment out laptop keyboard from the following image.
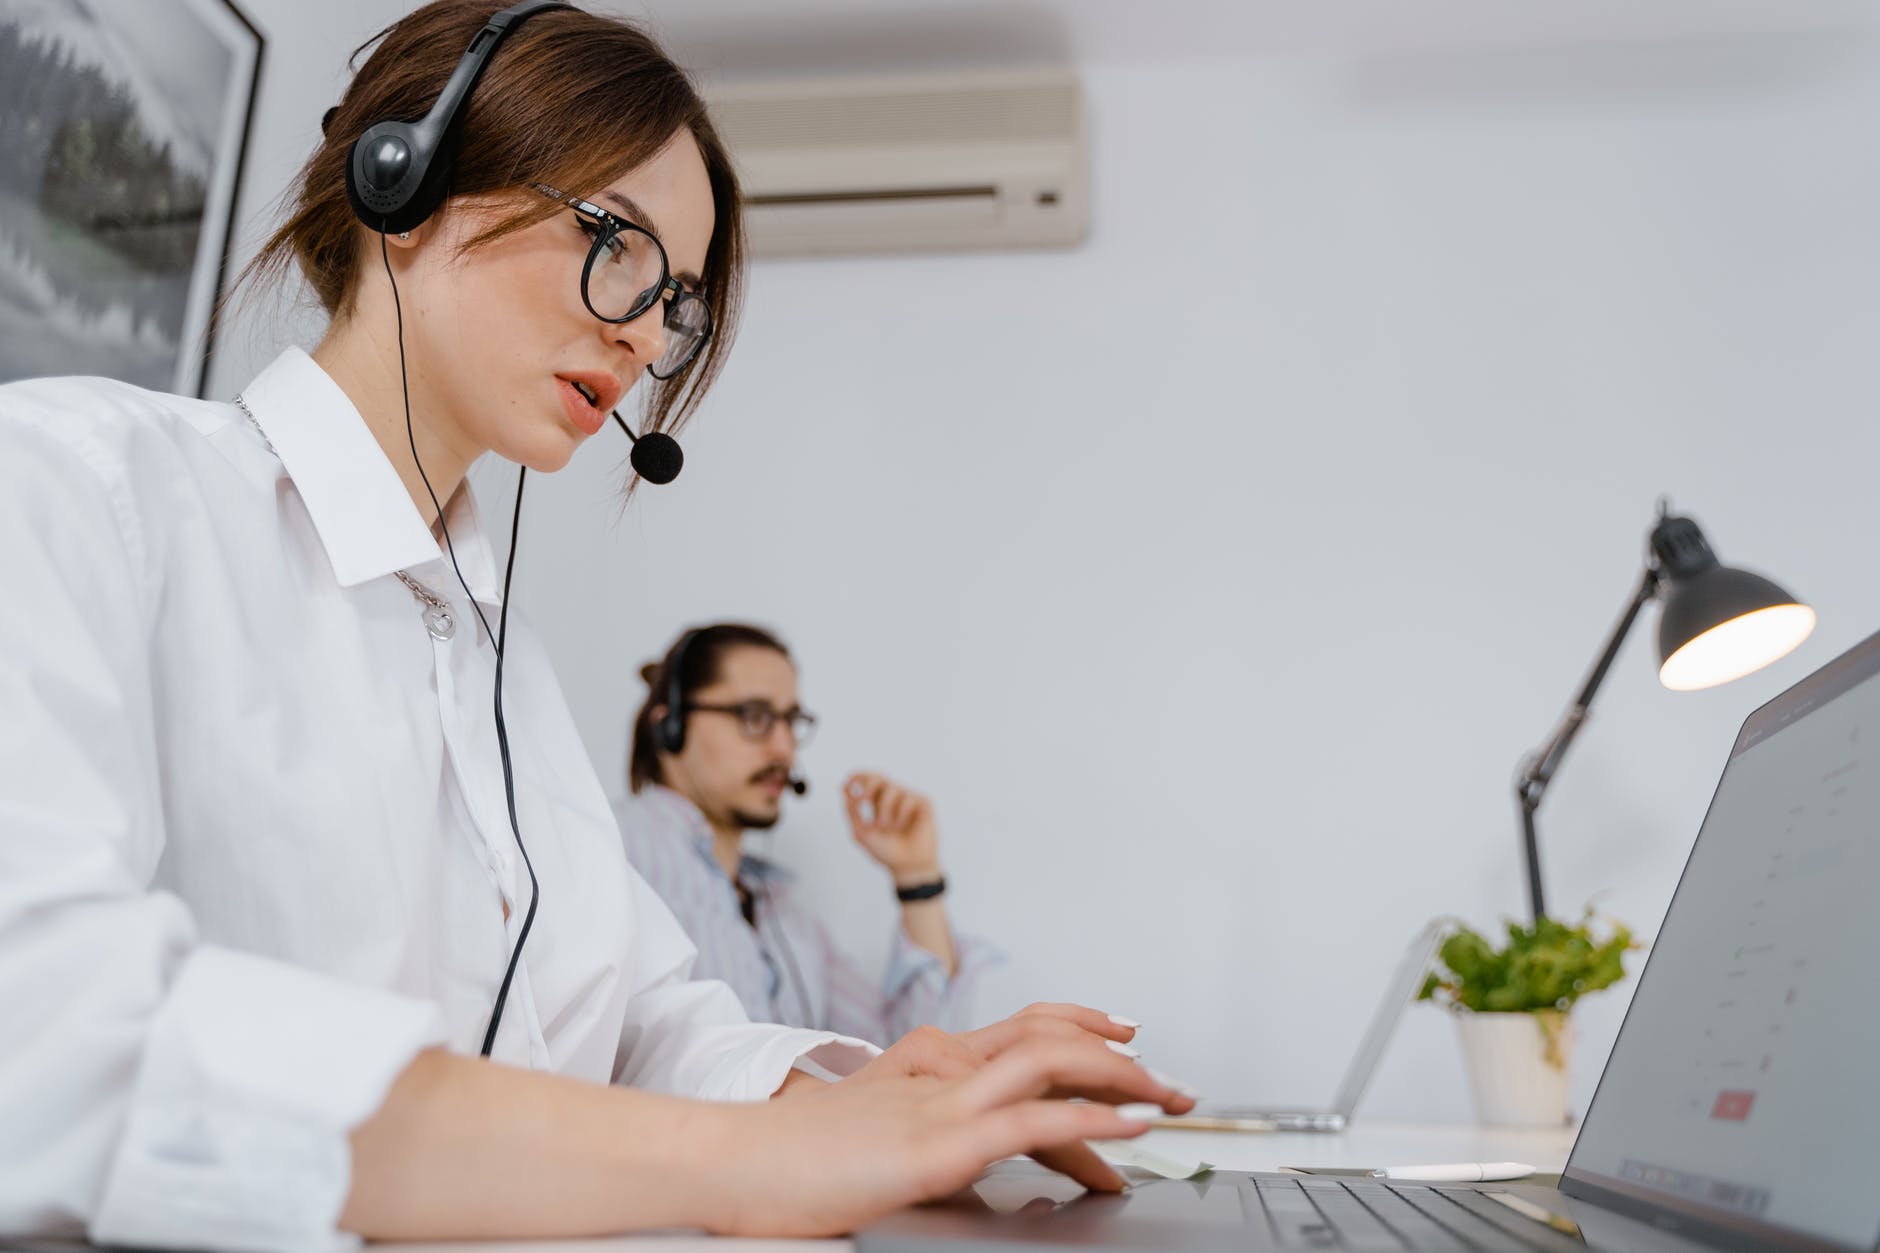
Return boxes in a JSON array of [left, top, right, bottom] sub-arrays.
[[1250, 1177, 1585, 1250]]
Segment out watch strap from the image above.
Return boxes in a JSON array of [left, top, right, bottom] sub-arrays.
[[895, 877, 946, 903]]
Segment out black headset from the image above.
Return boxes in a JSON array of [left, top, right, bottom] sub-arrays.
[[654, 628, 700, 755], [653, 627, 811, 793], [344, 0, 686, 487], [347, 0, 571, 235]]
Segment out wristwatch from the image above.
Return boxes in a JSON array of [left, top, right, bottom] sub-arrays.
[[895, 876, 946, 903]]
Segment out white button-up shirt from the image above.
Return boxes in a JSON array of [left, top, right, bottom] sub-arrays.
[[0, 349, 869, 1252]]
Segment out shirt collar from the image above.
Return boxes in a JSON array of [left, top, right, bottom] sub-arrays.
[[645, 784, 793, 885], [238, 347, 501, 605]]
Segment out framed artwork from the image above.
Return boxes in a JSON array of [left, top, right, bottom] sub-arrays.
[[0, 0, 262, 397]]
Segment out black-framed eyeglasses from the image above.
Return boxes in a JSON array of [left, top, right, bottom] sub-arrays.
[[687, 700, 819, 746], [532, 183, 713, 380]]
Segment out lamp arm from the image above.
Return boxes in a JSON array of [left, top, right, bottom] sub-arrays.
[[1514, 565, 1660, 921]]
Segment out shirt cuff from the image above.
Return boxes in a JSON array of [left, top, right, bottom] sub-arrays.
[[882, 929, 1005, 1002], [725, 1028, 877, 1102], [91, 946, 446, 1253]]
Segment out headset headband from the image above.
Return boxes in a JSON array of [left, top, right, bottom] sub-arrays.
[[346, 0, 574, 234]]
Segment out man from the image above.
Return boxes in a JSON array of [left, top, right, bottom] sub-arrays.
[[614, 623, 998, 1043]]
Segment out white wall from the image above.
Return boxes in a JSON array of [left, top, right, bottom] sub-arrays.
[[208, 3, 1880, 1123]]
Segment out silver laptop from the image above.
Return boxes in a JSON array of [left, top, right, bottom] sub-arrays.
[[861, 626, 1880, 1251], [1160, 921, 1443, 1133]]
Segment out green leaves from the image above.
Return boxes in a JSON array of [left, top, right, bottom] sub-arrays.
[[1418, 909, 1636, 1015]]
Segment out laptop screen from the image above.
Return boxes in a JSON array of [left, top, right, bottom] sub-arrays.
[[1564, 630, 1880, 1251]]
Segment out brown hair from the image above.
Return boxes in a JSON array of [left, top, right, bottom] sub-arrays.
[[629, 623, 791, 793], [238, 0, 743, 455]]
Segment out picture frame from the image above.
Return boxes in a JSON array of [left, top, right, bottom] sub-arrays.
[[0, 0, 263, 397]]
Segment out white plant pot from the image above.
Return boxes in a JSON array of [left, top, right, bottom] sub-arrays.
[[1454, 1010, 1574, 1127]]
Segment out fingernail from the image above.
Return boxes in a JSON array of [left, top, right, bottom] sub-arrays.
[[1115, 1103, 1161, 1124], [1107, 1014, 1142, 1029], [1105, 1039, 1141, 1060], [1148, 1067, 1201, 1099]]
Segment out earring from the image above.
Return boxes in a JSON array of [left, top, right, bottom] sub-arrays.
[[398, 231, 411, 241]]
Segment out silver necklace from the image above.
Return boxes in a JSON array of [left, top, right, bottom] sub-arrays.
[[234, 393, 456, 641], [395, 571, 458, 641]]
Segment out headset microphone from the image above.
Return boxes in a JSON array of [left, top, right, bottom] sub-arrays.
[[788, 777, 809, 797], [610, 410, 684, 485]]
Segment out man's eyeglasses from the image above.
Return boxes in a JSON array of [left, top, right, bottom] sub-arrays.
[[532, 183, 712, 380], [687, 700, 819, 746]]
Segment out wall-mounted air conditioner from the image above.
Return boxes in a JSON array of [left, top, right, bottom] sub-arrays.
[[704, 69, 1086, 259]]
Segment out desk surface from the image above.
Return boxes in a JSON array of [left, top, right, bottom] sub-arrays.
[[381, 1121, 1578, 1251]]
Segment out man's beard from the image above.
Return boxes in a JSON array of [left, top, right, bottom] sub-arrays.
[[732, 766, 790, 832], [732, 806, 781, 832]]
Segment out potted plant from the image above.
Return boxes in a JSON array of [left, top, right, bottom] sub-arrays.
[[1419, 910, 1636, 1126]]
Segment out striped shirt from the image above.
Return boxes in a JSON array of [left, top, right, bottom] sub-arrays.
[[614, 785, 1002, 1045]]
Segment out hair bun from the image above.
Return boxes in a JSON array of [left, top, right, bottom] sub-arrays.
[[639, 662, 661, 686]]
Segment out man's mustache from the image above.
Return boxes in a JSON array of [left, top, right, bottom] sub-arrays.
[[749, 765, 791, 786]]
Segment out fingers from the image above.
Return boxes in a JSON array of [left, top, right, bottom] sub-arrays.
[[843, 774, 890, 850], [843, 772, 884, 815], [955, 1100, 1153, 1193], [958, 1010, 1099, 1060], [842, 773, 875, 836], [886, 785, 927, 833], [950, 1039, 1185, 1118], [843, 772, 928, 834], [1013, 1001, 1140, 1044], [1040, 1065, 1190, 1112], [956, 1014, 1196, 1110], [870, 1020, 1189, 1113]]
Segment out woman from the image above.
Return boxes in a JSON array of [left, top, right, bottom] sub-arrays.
[[0, 2, 1189, 1249]]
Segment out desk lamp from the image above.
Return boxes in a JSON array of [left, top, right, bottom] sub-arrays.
[[1515, 500, 1814, 921]]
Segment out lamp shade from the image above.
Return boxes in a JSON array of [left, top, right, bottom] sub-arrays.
[[1650, 514, 1815, 691], [1658, 575, 1814, 691]]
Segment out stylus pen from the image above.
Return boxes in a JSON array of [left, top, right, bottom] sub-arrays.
[[1370, 1162, 1535, 1182]]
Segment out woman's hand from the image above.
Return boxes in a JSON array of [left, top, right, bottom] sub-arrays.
[[794, 1006, 1195, 1207], [712, 1035, 1179, 1238], [338, 1005, 1194, 1243]]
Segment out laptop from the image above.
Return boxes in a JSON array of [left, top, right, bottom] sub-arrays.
[[1157, 921, 1444, 1133], [860, 627, 1880, 1251]]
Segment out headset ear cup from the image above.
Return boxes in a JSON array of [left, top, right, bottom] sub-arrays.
[[655, 709, 685, 756], [342, 3, 576, 237], [346, 120, 452, 235], [656, 629, 697, 757]]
